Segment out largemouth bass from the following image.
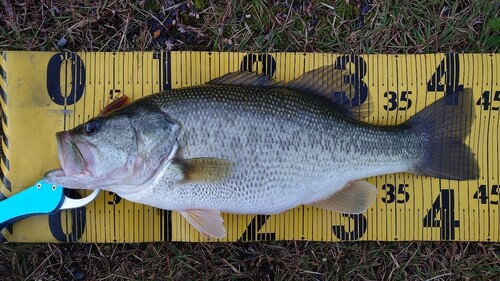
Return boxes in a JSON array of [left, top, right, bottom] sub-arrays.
[[44, 66, 479, 238]]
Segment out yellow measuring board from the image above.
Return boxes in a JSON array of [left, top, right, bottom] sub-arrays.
[[0, 51, 498, 242]]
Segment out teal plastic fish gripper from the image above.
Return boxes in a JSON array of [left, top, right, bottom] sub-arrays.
[[0, 180, 64, 227]]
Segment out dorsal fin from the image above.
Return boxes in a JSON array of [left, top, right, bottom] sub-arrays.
[[285, 65, 372, 119], [208, 67, 372, 120], [207, 71, 282, 87], [98, 95, 130, 117]]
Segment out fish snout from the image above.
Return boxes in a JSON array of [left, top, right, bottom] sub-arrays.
[[56, 131, 86, 176]]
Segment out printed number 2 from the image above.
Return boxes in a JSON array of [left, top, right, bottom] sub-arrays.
[[426, 53, 464, 105], [240, 54, 277, 78], [239, 215, 276, 241], [423, 189, 459, 240]]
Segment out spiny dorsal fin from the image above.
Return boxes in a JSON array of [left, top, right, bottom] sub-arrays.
[[207, 71, 282, 87], [311, 181, 377, 214], [285, 65, 372, 120], [177, 157, 233, 183]]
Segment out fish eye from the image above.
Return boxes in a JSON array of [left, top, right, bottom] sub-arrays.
[[84, 119, 102, 135]]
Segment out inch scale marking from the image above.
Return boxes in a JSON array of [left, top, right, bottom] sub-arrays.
[[0, 51, 498, 242]]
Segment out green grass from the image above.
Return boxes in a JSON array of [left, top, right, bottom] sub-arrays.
[[0, 0, 499, 280], [1, 242, 499, 280], [0, 0, 497, 52]]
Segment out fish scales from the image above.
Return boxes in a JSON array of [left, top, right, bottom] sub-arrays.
[[126, 84, 423, 214]]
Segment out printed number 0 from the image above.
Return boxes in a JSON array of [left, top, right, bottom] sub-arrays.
[[46, 52, 85, 105], [48, 190, 86, 242]]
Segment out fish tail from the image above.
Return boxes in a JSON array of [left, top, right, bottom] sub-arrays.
[[407, 89, 479, 180]]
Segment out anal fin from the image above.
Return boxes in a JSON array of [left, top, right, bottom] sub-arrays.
[[180, 209, 226, 238], [311, 181, 377, 214]]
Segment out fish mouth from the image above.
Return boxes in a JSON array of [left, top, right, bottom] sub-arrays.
[[55, 131, 95, 177], [45, 133, 180, 192]]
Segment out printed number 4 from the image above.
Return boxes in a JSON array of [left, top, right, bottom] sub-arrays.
[[423, 189, 459, 240], [426, 53, 464, 105]]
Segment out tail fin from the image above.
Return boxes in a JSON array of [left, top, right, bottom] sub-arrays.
[[408, 89, 479, 180]]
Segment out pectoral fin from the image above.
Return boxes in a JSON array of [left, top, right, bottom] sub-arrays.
[[98, 95, 130, 117], [175, 157, 233, 183], [180, 209, 226, 238], [311, 181, 377, 214]]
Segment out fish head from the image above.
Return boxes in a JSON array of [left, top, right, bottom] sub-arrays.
[[44, 103, 180, 192]]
